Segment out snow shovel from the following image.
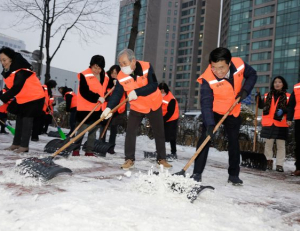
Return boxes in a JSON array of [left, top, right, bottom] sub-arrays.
[[240, 90, 267, 171], [44, 87, 115, 156], [0, 119, 15, 135], [174, 98, 240, 176], [16, 99, 128, 181]]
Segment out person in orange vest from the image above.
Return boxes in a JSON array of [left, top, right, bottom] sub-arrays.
[[0, 88, 10, 134], [72, 55, 109, 157], [32, 79, 57, 141], [58, 86, 77, 136], [158, 82, 179, 160], [287, 82, 300, 176], [192, 47, 257, 185], [99, 65, 127, 154], [42, 80, 57, 134], [256, 76, 290, 172], [0, 46, 45, 153], [101, 48, 172, 170]]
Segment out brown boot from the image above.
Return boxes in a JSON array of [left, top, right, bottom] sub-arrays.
[[157, 159, 172, 169], [4, 145, 20, 151], [267, 160, 273, 170], [121, 159, 134, 170], [291, 170, 300, 176], [14, 147, 29, 153]]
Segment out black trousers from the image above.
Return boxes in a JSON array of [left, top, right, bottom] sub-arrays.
[[125, 107, 166, 161], [69, 109, 77, 135], [100, 122, 118, 145], [0, 112, 7, 132], [193, 113, 241, 176], [13, 116, 33, 148], [31, 114, 43, 139], [294, 120, 300, 170]]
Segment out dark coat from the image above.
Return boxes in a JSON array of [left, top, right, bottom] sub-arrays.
[[257, 92, 288, 140], [0, 53, 44, 117]]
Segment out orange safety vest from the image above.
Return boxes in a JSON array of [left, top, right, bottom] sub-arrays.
[[162, 91, 179, 122], [77, 68, 109, 111], [117, 61, 162, 113], [261, 92, 290, 127], [293, 83, 300, 120], [0, 89, 10, 113], [64, 91, 77, 109], [197, 57, 245, 117], [4, 68, 45, 104], [42, 85, 50, 114]]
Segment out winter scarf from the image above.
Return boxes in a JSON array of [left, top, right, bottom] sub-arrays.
[[263, 90, 287, 116]]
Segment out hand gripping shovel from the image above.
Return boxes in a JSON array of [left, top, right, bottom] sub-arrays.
[[16, 99, 128, 181], [0, 119, 15, 135], [47, 107, 66, 140], [174, 98, 240, 176], [44, 87, 115, 156]]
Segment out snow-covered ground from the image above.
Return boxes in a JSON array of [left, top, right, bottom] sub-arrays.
[[0, 125, 299, 231]]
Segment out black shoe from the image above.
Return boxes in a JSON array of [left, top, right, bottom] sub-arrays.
[[31, 138, 39, 142], [276, 165, 284, 172], [190, 173, 202, 182], [166, 153, 177, 161], [228, 175, 243, 186], [0, 130, 8, 134]]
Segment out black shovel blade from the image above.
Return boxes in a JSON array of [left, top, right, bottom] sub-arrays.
[[173, 169, 186, 177], [240, 151, 267, 171], [82, 140, 114, 157], [16, 156, 72, 181], [44, 138, 80, 157], [187, 185, 215, 203]]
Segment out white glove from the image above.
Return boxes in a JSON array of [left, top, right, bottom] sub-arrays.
[[0, 100, 3, 106], [113, 80, 117, 85], [98, 97, 105, 104], [128, 90, 137, 101], [101, 107, 112, 120]]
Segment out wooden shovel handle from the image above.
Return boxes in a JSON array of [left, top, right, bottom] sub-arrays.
[[100, 116, 113, 139], [182, 98, 240, 172], [69, 86, 115, 138], [253, 88, 260, 152], [51, 98, 128, 158]]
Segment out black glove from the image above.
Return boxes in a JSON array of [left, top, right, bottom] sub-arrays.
[[235, 89, 248, 103], [206, 125, 215, 139]]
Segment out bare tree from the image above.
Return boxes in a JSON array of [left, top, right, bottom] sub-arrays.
[[127, 0, 141, 51], [1, 0, 116, 83]]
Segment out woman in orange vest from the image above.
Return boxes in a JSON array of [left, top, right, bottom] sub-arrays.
[[158, 82, 179, 160], [72, 55, 109, 157], [58, 86, 77, 136], [256, 76, 290, 172], [100, 65, 127, 154], [287, 82, 300, 176], [42, 80, 57, 134], [0, 46, 45, 153], [0, 88, 10, 134]]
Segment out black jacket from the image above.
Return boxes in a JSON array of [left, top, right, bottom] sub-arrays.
[[0, 53, 44, 117]]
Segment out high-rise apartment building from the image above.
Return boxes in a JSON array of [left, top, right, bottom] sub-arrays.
[[220, 0, 300, 96], [116, 0, 221, 111]]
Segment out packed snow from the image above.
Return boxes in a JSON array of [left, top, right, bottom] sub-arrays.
[[0, 125, 299, 231]]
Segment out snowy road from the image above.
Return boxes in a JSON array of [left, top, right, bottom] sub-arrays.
[[0, 127, 299, 231]]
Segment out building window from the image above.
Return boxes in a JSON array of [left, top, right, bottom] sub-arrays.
[[252, 28, 273, 39], [254, 5, 275, 16], [251, 52, 271, 61], [168, 9, 171, 15], [255, 0, 272, 5], [253, 17, 273, 28], [252, 40, 272, 50], [251, 63, 270, 72], [168, 1, 172, 7]]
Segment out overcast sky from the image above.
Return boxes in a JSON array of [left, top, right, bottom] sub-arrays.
[[0, 0, 120, 73]]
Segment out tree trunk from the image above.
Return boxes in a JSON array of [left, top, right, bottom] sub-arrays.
[[127, 0, 141, 51], [44, 1, 52, 84]]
